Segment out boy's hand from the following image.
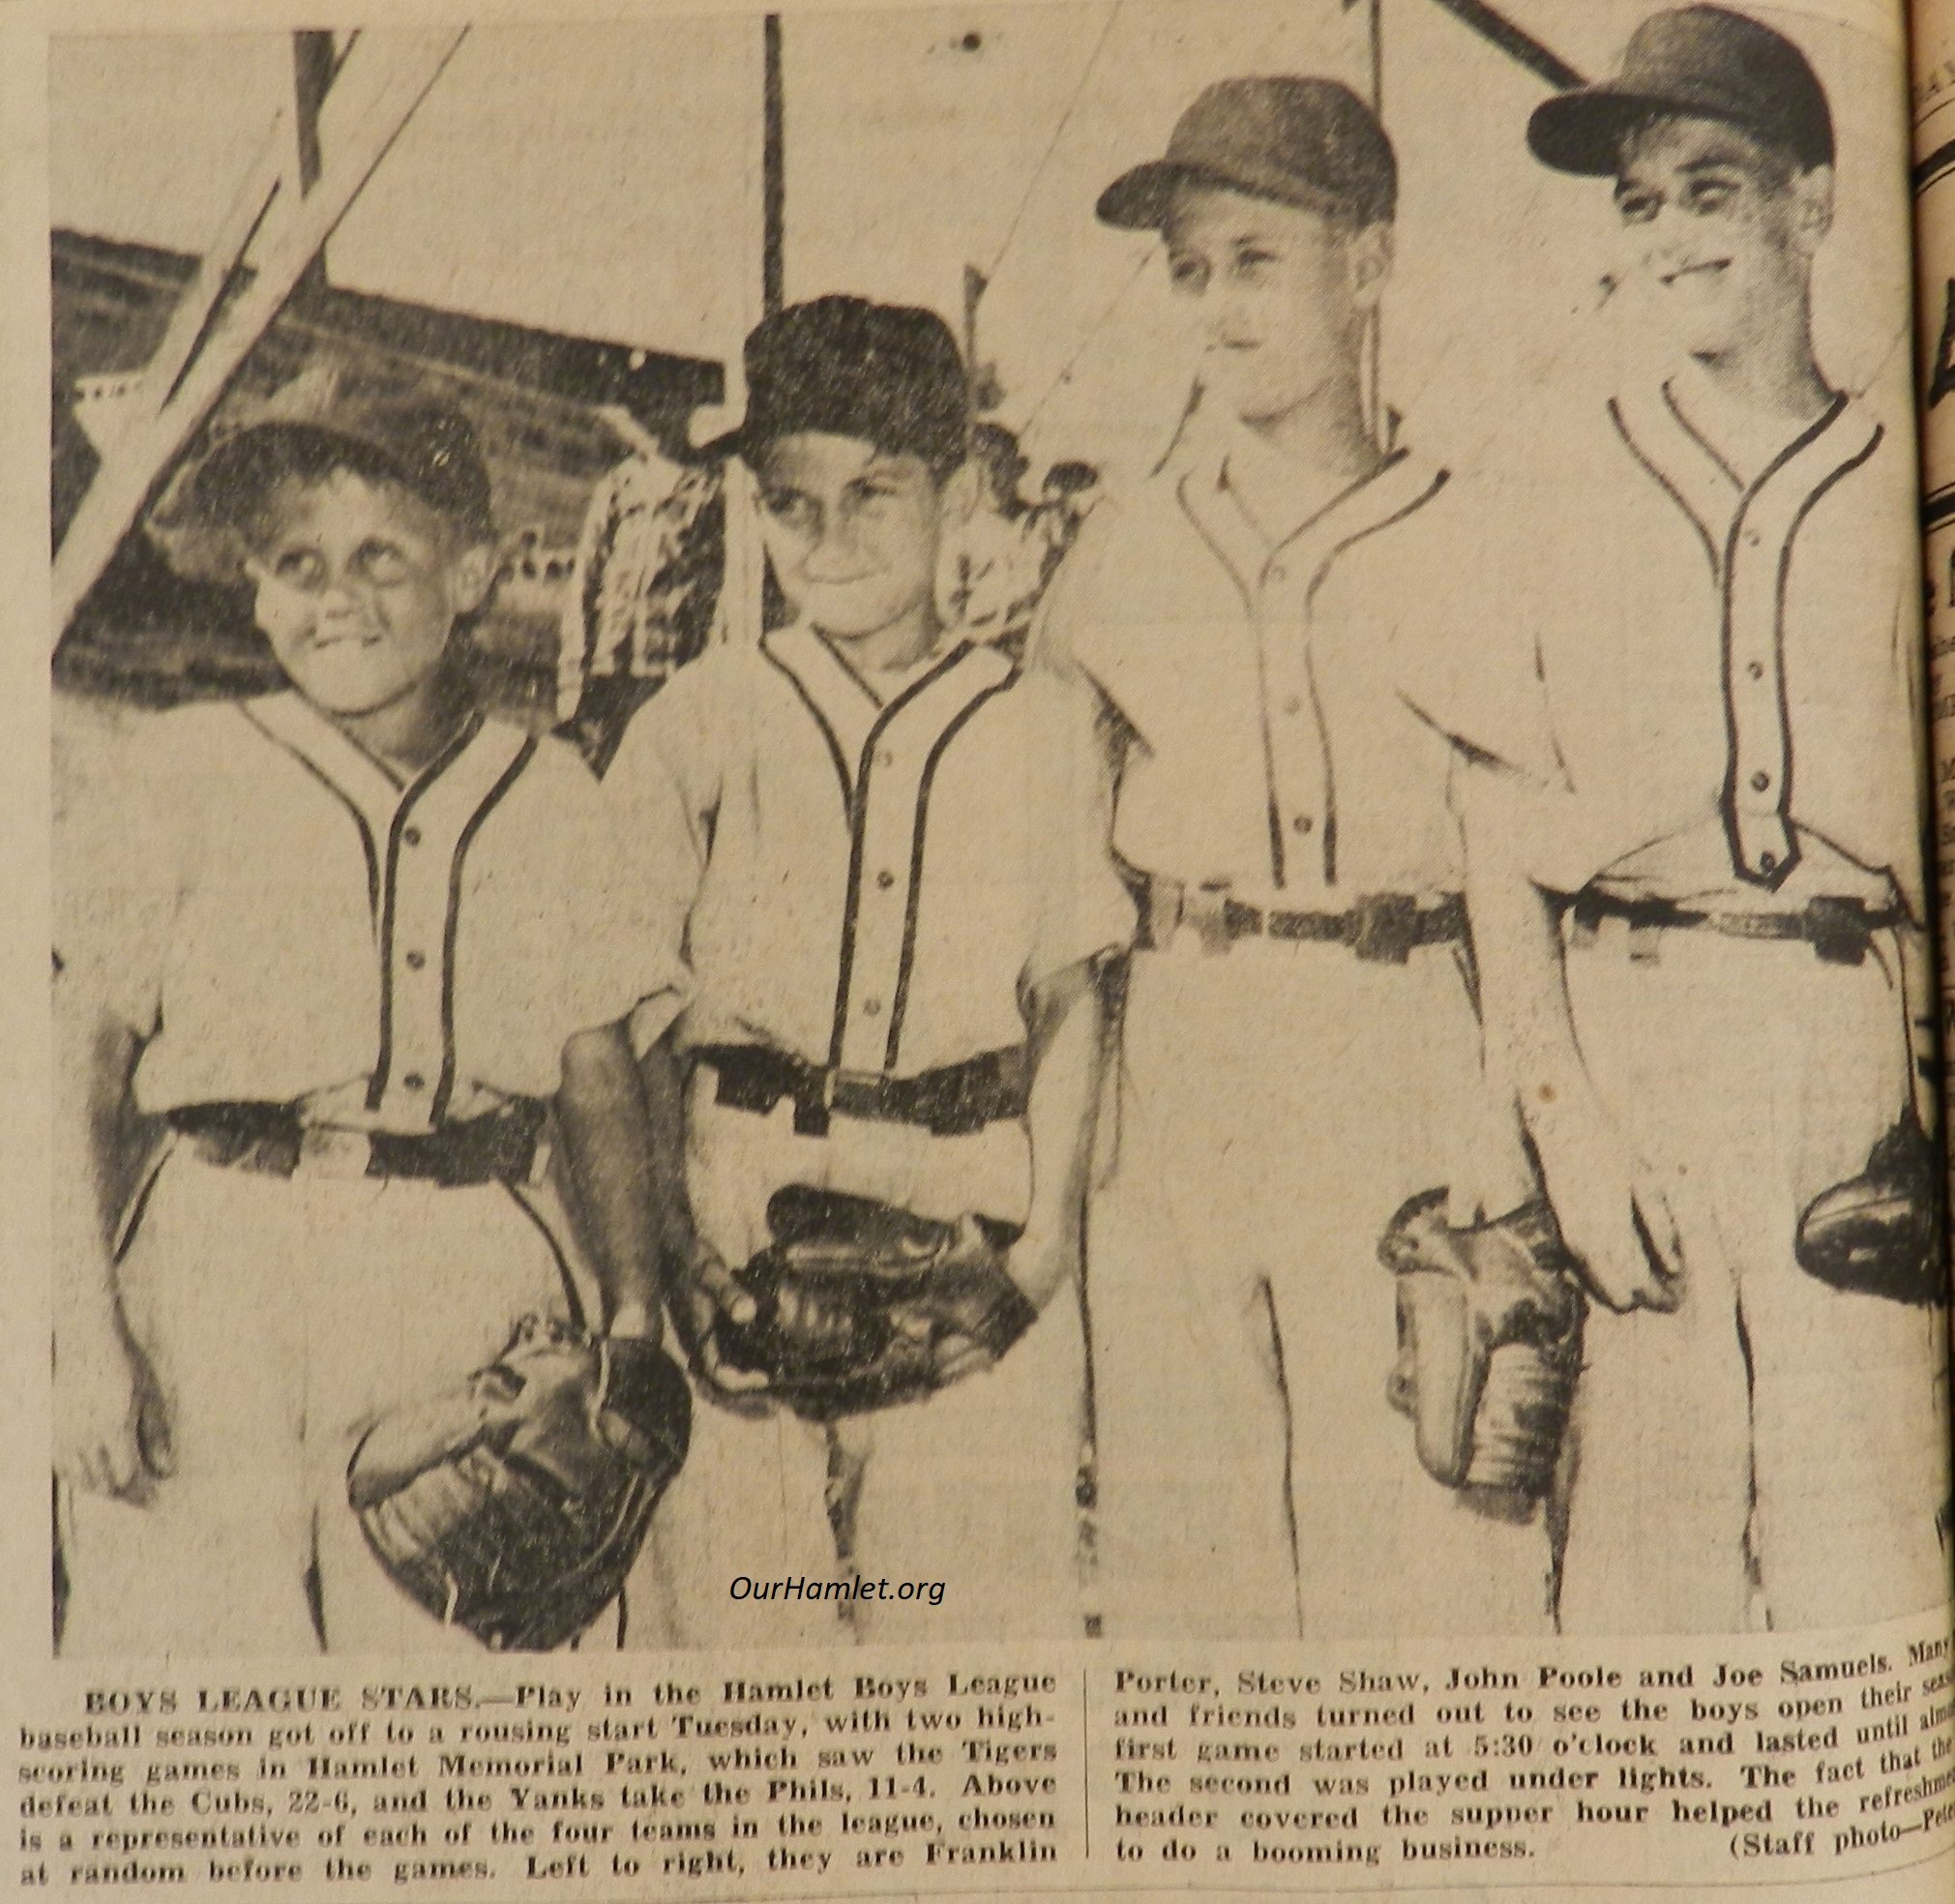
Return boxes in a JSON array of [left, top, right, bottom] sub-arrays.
[[667, 1239, 775, 1411], [56, 1316, 170, 1501], [1531, 1091, 1683, 1314]]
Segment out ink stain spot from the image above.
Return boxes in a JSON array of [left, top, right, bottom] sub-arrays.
[[961, 30, 983, 50]]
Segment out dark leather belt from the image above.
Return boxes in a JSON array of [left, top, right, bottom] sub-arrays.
[[1132, 871, 1465, 963], [694, 1044, 1028, 1139], [1564, 889, 1907, 965], [165, 1098, 547, 1184]]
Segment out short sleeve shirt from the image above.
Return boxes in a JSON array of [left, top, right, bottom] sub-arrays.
[[604, 624, 1134, 1076], [55, 693, 675, 1128], [1395, 378, 1926, 919], [1034, 415, 1462, 905]]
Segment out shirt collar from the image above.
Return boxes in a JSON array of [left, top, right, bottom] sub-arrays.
[[1174, 409, 1444, 606]]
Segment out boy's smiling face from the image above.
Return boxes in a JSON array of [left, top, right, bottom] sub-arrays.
[[1613, 113, 1829, 365], [243, 466, 492, 720], [1163, 182, 1387, 429], [754, 431, 955, 643]]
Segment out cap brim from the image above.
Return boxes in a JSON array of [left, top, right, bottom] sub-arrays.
[[692, 426, 748, 462], [1097, 159, 1203, 228], [1527, 84, 1716, 176], [1097, 159, 1361, 229]]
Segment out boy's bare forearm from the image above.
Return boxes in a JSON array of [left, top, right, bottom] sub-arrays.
[[556, 1023, 666, 1339], [54, 997, 140, 1342], [1016, 959, 1108, 1304], [1460, 769, 1585, 1134], [635, 1029, 701, 1264]]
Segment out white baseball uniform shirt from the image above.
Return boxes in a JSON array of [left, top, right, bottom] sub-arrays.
[[57, 691, 675, 1128], [604, 621, 1135, 1073], [1398, 377, 1924, 917], [1034, 408, 1461, 904]]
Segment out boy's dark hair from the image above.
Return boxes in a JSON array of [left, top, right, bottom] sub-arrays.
[[1044, 461, 1099, 496], [969, 420, 1029, 508], [710, 296, 970, 480]]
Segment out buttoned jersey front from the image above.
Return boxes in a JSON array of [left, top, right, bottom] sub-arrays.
[[1035, 416, 1458, 905], [57, 694, 672, 1128], [1399, 378, 1925, 917], [604, 625, 1134, 1077]]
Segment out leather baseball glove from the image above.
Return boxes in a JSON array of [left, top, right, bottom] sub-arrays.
[[712, 1185, 1033, 1420], [346, 1314, 692, 1651], [1379, 1189, 1585, 1499], [1795, 1107, 1947, 1305]]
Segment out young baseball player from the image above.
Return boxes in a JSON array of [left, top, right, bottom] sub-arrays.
[[1405, 5, 1948, 1630], [1033, 77, 1552, 1640], [606, 296, 1132, 1647], [54, 380, 679, 1655]]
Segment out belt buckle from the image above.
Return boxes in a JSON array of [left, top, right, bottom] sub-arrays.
[[1184, 883, 1234, 956], [828, 1067, 884, 1108], [1349, 893, 1417, 964], [792, 1067, 855, 1138], [297, 1124, 374, 1179]]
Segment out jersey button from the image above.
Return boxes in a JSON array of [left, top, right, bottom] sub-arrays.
[[402, 825, 423, 848], [1742, 528, 1762, 549], [1283, 696, 1303, 717], [1292, 815, 1315, 835], [1746, 661, 1765, 680], [862, 997, 883, 1018], [404, 949, 427, 971], [402, 1072, 428, 1091], [875, 748, 894, 769], [1750, 770, 1771, 792], [875, 869, 897, 891], [1759, 851, 1778, 874]]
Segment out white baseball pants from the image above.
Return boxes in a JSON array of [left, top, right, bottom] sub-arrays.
[[1088, 933, 1554, 1641], [1558, 922, 1951, 1633]]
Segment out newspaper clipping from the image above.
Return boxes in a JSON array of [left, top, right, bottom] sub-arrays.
[[13, 0, 1955, 1898]]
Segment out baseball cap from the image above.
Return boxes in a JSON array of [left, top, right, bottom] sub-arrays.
[[187, 382, 496, 545], [707, 296, 969, 473], [1097, 76, 1397, 231], [1528, 6, 1833, 178]]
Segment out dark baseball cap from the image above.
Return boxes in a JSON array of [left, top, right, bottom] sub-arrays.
[[1528, 6, 1833, 178], [189, 391, 496, 544], [1097, 76, 1397, 231], [708, 295, 969, 473]]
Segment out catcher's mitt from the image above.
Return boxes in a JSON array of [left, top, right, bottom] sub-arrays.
[[1379, 1190, 1585, 1499], [346, 1315, 692, 1651], [713, 1186, 1032, 1420], [1795, 1108, 1947, 1305]]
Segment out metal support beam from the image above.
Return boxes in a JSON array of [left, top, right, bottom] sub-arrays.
[[1423, 0, 1584, 92], [762, 15, 785, 317]]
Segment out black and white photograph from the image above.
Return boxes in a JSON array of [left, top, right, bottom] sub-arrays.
[[44, 0, 1948, 1673]]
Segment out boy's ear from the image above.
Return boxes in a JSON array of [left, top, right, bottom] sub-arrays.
[[1788, 164, 1834, 258], [1347, 222, 1394, 313], [938, 459, 982, 528], [443, 538, 498, 618]]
